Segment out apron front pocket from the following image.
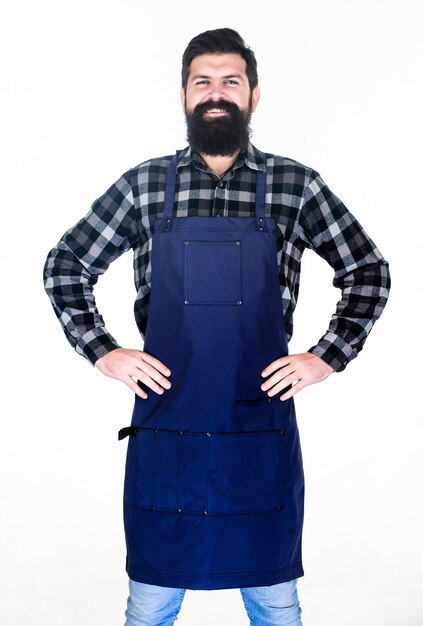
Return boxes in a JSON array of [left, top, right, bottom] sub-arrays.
[[184, 240, 242, 305], [207, 431, 284, 513], [135, 430, 179, 510], [134, 428, 285, 515], [135, 430, 208, 513], [234, 397, 273, 431]]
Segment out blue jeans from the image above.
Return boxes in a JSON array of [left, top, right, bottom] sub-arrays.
[[124, 578, 302, 625]]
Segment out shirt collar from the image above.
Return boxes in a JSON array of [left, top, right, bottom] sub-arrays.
[[175, 143, 267, 174]]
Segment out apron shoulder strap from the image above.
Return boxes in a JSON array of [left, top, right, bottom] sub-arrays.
[[163, 153, 179, 220]]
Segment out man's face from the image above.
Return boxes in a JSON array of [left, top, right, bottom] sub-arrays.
[[181, 53, 260, 156]]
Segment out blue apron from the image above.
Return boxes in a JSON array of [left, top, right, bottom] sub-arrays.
[[120, 153, 305, 590]]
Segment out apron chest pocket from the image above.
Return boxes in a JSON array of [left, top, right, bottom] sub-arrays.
[[134, 429, 285, 514], [184, 240, 242, 305]]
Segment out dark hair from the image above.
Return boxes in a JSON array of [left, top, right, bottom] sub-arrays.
[[181, 28, 258, 91]]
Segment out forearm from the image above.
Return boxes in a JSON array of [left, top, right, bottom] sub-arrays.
[[298, 171, 391, 372], [43, 242, 121, 365], [44, 170, 140, 364], [308, 257, 391, 371]]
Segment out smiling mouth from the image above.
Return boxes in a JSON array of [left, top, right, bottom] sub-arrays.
[[204, 108, 229, 116]]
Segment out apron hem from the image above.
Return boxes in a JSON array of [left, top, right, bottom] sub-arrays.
[[126, 561, 304, 590]]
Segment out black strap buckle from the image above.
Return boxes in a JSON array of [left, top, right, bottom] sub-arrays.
[[118, 426, 138, 441]]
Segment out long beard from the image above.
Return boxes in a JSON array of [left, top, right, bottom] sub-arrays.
[[185, 99, 252, 157]]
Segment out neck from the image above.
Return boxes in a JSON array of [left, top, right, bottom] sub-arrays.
[[199, 151, 241, 177]]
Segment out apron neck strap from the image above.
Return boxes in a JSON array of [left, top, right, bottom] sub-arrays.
[[163, 151, 267, 220], [254, 153, 266, 218]]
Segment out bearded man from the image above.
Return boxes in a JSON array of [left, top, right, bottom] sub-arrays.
[[44, 28, 390, 626]]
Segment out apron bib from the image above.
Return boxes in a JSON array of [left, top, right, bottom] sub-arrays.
[[120, 154, 305, 589]]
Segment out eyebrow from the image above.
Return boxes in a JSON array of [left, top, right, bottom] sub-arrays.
[[190, 73, 245, 81]]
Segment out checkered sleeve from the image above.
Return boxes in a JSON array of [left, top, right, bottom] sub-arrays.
[[43, 171, 139, 365], [299, 171, 391, 372]]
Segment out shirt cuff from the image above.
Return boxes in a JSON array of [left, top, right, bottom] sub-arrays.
[[308, 332, 358, 373], [75, 328, 121, 366]]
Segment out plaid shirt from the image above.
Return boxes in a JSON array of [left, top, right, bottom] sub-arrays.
[[43, 143, 390, 372]]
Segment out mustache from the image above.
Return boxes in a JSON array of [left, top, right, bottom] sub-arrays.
[[192, 100, 241, 116]]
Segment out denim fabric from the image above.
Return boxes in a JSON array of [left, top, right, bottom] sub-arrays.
[[124, 580, 186, 626], [240, 579, 302, 625], [124, 578, 302, 625]]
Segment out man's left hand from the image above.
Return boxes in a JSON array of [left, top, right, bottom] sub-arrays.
[[261, 353, 334, 401]]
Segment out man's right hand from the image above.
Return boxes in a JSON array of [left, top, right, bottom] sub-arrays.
[[95, 348, 172, 399]]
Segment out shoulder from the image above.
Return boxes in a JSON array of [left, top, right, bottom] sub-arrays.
[[265, 153, 318, 186], [119, 150, 192, 197], [122, 153, 174, 185], [250, 145, 319, 190]]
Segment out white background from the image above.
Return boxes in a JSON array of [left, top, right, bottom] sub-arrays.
[[1, 1, 422, 624]]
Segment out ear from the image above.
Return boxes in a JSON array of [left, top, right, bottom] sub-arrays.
[[180, 87, 186, 112], [251, 86, 260, 112]]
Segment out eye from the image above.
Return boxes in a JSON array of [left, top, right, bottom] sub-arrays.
[[194, 80, 209, 86], [225, 79, 239, 85]]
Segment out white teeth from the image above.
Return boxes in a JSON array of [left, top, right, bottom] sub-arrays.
[[207, 108, 225, 113]]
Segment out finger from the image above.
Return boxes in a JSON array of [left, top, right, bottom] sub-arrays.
[[261, 366, 296, 392], [279, 379, 306, 401], [140, 352, 171, 377], [126, 376, 148, 399], [134, 371, 167, 396], [135, 361, 172, 390], [261, 356, 291, 377], [265, 372, 301, 397]]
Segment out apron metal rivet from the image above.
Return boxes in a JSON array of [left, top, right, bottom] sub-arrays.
[[184, 300, 189, 305], [177, 508, 182, 513], [179, 431, 183, 435], [184, 241, 189, 245], [206, 432, 211, 437], [280, 430, 284, 435], [237, 301, 242, 305], [236, 240, 241, 245], [203, 511, 208, 516]]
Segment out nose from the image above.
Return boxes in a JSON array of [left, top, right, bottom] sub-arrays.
[[208, 81, 225, 101]]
